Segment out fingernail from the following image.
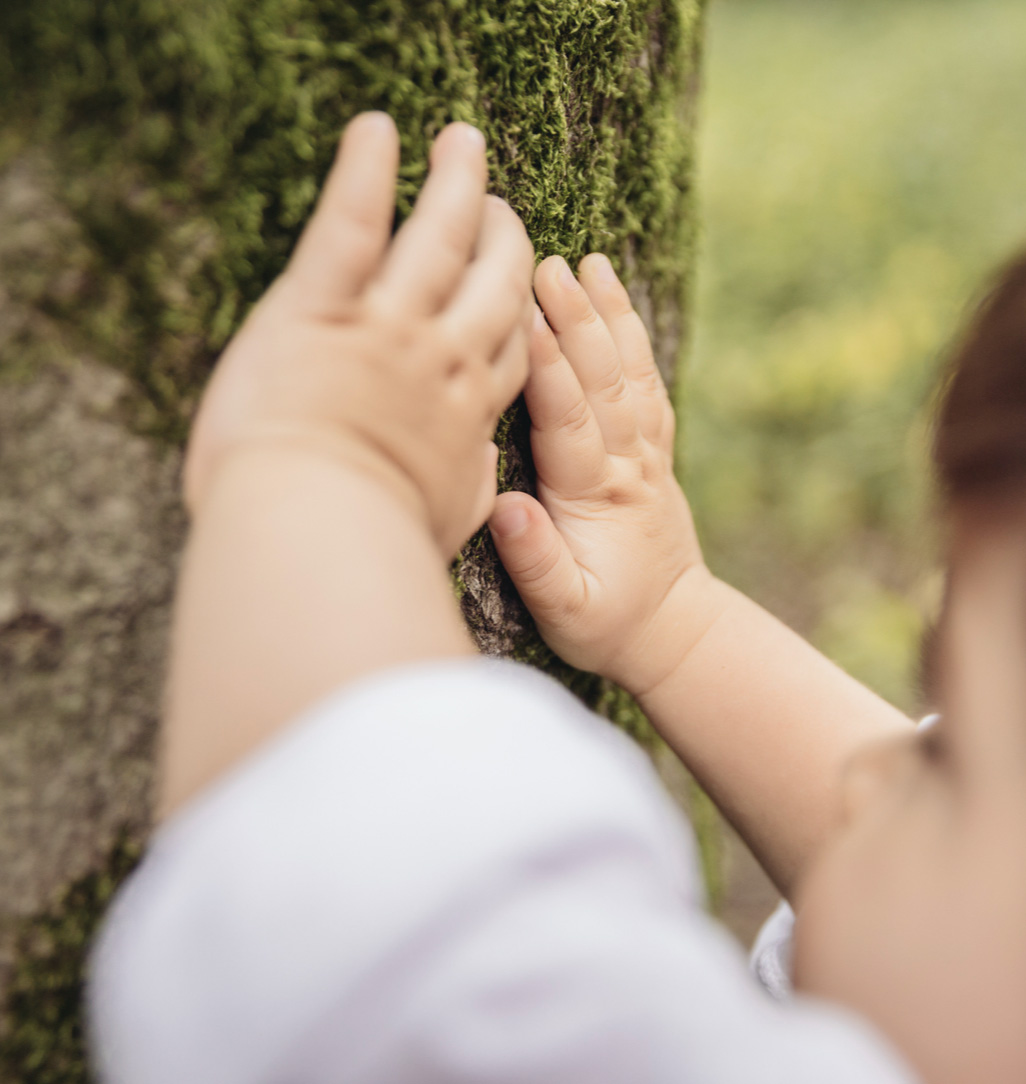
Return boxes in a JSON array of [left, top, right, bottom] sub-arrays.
[[557, 258, 577, 290], [362, 111, 393, 136], [462, 124, 486, 150], [490, 504, 529, 539], [596, 254, 618, 283], [533, 304, 547, 333]]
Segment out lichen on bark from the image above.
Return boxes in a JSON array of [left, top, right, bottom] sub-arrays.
[[0, 1, 705, 1077], [0, 839, 141, 1084]]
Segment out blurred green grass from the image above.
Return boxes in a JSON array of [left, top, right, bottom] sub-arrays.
[[684, 0, 1026, 713]]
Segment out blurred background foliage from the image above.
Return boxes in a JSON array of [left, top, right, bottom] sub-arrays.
[[685, 0, 1026, 717]]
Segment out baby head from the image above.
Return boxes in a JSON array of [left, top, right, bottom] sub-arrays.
[[792, 251, 1026, 1084]]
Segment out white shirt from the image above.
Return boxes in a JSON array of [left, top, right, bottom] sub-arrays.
[[88, 658, 918, 1083]]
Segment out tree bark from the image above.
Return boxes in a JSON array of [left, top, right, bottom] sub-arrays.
[[0, 1, 705, 1077]]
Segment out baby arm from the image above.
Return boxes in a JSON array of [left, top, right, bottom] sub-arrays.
[[159, 114, 535, 818], [488, 254, 911, 900]]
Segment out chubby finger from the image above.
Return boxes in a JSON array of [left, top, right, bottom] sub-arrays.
[[524, 304, 609, 495], [577, 253, 674, 451], [441, 195, 535, 363], [288, 112, 400, 317], [371, 122, 488, 319], [534, 255, 642, 456], [488, 491, 585, 624]]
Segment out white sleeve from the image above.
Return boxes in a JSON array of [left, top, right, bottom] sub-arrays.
[[751, 899, 797, 1000], [87, 658, 919, 1084]]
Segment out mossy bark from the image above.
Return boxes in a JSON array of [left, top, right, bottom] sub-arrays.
[[0, 1, 705, 1079]]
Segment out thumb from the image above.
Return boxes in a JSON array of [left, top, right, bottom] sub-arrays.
[[488, 492, 583, 621]]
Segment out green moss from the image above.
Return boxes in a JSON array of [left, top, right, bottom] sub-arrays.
[[0, 0, 703, 646], [0, 836, 142, 1084], [0, 0, 704, 700], [0, 2, 704, 1062], [449, 557, 467, 600], [0, 0, 701, 439]]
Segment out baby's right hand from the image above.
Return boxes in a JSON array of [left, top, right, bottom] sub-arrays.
[[489, 254, 718, 697], [182, 113, 534, 560]]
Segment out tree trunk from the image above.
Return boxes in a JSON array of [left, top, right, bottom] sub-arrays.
[[0, 1, 704, 1077]]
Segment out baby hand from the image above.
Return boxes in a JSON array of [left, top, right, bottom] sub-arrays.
[[183, 112, 535, 558], [488, 255, 713, 697]]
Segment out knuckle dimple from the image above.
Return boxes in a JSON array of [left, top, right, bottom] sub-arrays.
[[597, 370, 631, 404], [560, 397, 593, 438], [605, 477, 638, 505], [641, 368, 667, 398], [446, 360, 484, 406], [435, 322, 475, 373]]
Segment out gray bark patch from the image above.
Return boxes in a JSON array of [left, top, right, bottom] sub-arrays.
[[0, 354, 185, 1015]]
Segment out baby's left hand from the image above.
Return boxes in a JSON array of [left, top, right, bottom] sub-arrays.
[[183, 112, 535, 558], [488, 254, 708, 697]]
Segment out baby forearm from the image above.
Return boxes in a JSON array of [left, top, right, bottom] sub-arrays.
[[634, 574, 912, 899], [158, 443, 474, 820]]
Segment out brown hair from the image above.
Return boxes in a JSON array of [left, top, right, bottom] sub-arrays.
[[933, 250, 1026, 500]]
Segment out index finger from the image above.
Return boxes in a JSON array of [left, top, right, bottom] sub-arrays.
[[577, 253, 673, 451], [369, 122, 489, 319], [287, 112, 400, 319], [525, 306, 610, 496]]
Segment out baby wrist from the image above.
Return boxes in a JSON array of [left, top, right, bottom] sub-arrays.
[[621, 566, 734, 702], [184, 422, 433, 543]]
